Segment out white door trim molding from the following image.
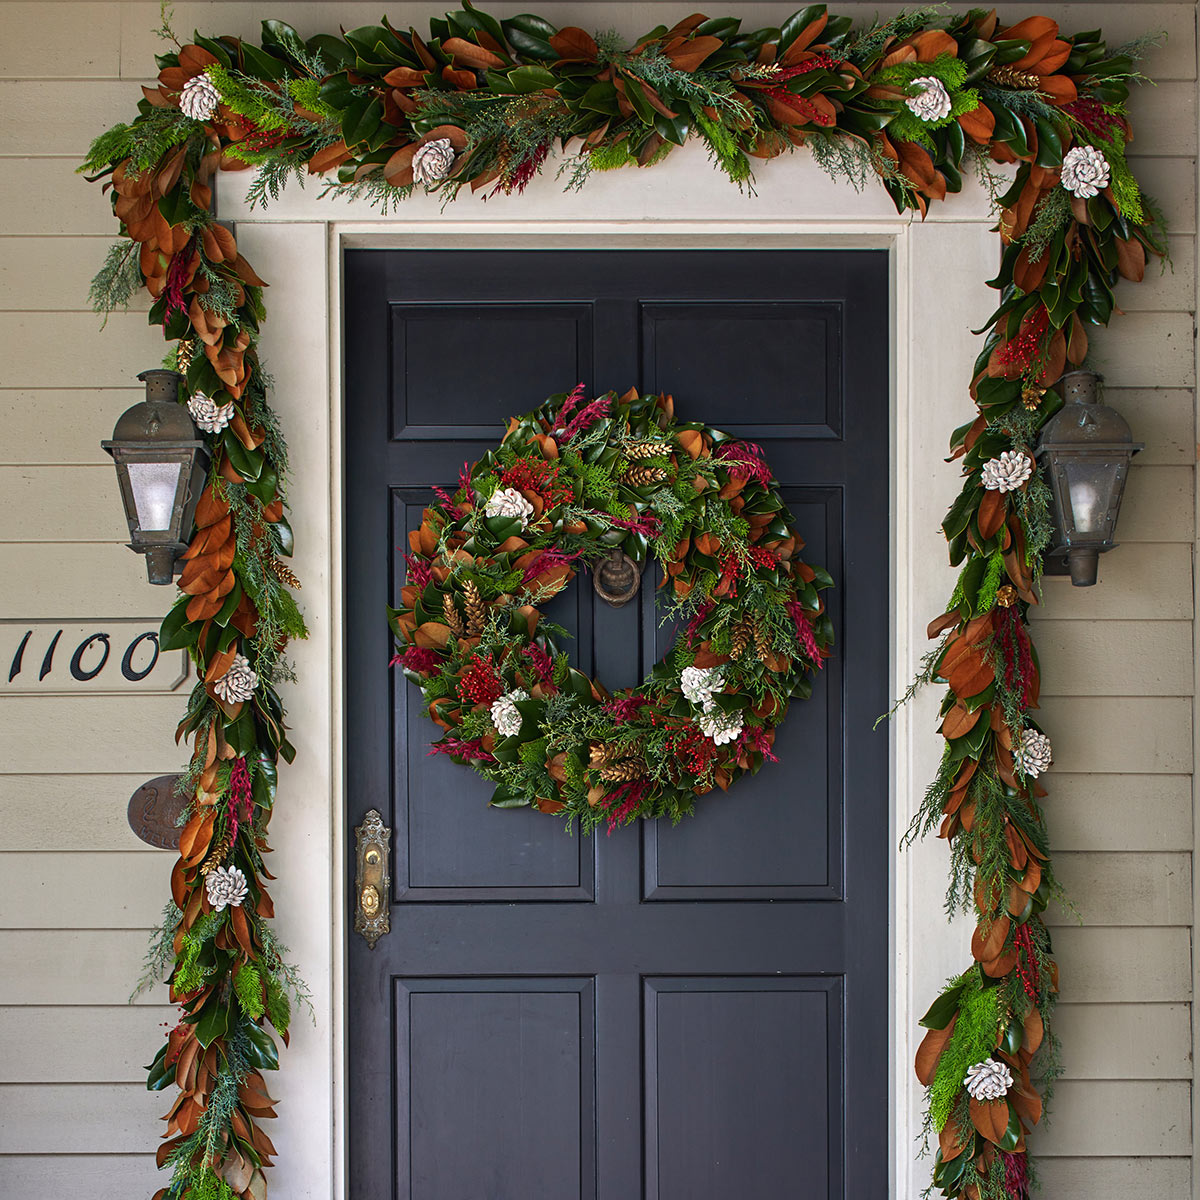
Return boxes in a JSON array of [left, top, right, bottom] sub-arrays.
[[231, 150, 1000, 1197]]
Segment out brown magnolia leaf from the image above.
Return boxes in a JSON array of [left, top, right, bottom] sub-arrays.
[[1022, 1008, 1045, 1056], [549, 26, 599, 61], [969, 1096, 1010, 1144], [663, 34, 723, 72], [1115, 235, 1146, 282], [179, 810, 215, 866], [231, 905, 254, 956], [928, 611, 961, 640], [1067, 312, 1089, 365], [915, 1014, 956, 1085], [971, 913, 1010, 962], [413, 621, 453, 649], [939, 1114, 970, 1161], [947, 651, 995, 699], [958, 104, 995, 144], [941, 702, 981, 740], [442, 37, 505, 70], [220, 1146, 254, 1193]]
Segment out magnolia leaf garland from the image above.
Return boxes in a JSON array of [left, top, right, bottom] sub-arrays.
[[390, 387, 830, 831], [79, 5, 1169, 1198]]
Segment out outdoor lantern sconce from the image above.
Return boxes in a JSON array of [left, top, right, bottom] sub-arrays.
[[102, 369, 209, 585], [1036, 369, 1142, 587]]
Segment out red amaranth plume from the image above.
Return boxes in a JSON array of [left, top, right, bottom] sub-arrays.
[[459, 461, 474, 493], [163, 241, 195, 323], [227, 756, 253, 837], [737, 723, 779, 763], [403, 553, 433, 591], [715, 440, 772, 486], [601, 778, 650, 834], [1002, 1151, 1030, 1200], [560, 395, 611, 441], [491, 141, 551, 196], [995, 604, 1036, 706], [521, 549, 581, 587], [604, 694, 649, 723], [391, 645, 442, 673], [432, 484, 462, 518], [686, 601, 714, 647], [608, 512, 662, 537], [429, 736, 495, 763], [522, 642, 556, 687], [786, 600, 824, 667], [556, 382, 587, 428]]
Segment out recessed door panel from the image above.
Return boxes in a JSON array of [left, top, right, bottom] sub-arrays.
[[397, 978, 596, 1200], [644, 977, 841, 1200]]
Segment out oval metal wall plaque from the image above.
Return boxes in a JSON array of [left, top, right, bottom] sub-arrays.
[[127, 775, 186, 849]]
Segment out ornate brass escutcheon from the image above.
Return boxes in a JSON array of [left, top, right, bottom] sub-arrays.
[[593, 548, 643, 608], [354, 809, 391, 949]]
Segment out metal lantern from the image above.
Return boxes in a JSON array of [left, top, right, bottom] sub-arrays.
[[101, 369, 209, 584], [1036, 369, 1142, 587]]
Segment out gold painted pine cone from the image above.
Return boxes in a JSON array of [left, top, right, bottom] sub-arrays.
[[622, 465, 669, 486], [625, 440, 670, 459], [442, 592, 466, 637], [599, 758, 646, 782], [269, 556, 301, 590], [462, 580, 487, 636]]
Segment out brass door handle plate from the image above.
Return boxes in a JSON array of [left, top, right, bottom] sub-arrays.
[[354, 809, 391, 949]]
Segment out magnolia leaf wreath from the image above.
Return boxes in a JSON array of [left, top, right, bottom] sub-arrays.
[[81, 4, 1169, 1199], [391, 386, 831, 831]]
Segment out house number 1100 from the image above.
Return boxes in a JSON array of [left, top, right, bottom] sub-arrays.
[[3, 623, 186, 692]]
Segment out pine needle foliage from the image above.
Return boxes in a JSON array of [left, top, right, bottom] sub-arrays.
[[928, 970, 999, 1129]]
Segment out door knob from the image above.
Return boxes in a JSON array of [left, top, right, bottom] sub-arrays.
[[354, 809, 391, 949]]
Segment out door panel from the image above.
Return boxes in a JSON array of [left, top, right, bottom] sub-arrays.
[[345, 249, 889, 1199], [644, 977, 842, 1200]]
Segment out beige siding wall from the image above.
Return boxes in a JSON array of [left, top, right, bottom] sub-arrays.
[[0, 2, 1195, 1196]]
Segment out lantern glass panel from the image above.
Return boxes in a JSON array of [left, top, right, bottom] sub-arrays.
[[126, 459, 184, 531], [1061, 457, 1121, 538]]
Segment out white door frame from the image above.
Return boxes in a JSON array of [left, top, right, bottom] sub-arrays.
[[226, 149, 1003, 1198]]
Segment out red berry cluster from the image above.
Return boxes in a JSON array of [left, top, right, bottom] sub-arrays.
[[456, 656, 503, 706]]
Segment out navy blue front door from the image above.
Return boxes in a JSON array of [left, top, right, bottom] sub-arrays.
[[345, 249, 890, 1199]]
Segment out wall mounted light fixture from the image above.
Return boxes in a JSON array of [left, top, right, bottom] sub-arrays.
[[102, 369, 208, 584], [1036, 369, 1142, 587]]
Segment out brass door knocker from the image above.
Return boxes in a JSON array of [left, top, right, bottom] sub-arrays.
[[593, 548, 642, 607]]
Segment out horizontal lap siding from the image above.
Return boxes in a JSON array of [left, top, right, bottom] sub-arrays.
[[0, 2, 1193, 1197]]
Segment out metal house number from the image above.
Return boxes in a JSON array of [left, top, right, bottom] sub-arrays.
[[3, 622, 189, 693]]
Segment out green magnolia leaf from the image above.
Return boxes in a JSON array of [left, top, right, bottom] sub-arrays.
[[160, 596, 199, 651], [193, 999, 231, 1049], [224, 428, 264, 482]]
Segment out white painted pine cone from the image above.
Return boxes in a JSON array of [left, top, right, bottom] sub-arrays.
[[188, 391, 235, 434], [681, 665, 722, 710], [964, 1058, 1013, 1102], [905, 76, 952, 122], [1014, 728, 1053, 778], [698, 708, 744, 746], [981, 450, 1033, 493], [1060, 145, 1110, 199], [490, 689, 529, 738], [484, 487, 534, 529], [213, 654, 258, 703], [180, 73, 221, 122], [412, 138, 457, 185], [205, 864, 248, 911]]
